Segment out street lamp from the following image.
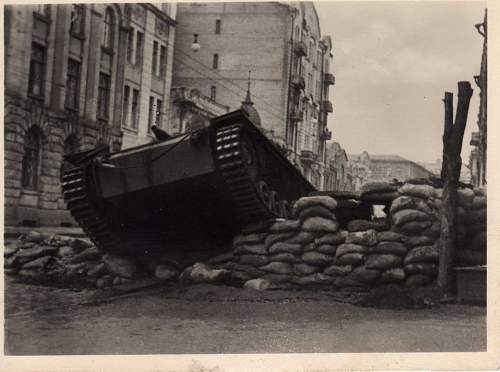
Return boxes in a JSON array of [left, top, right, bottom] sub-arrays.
[[191, 34, 200, 52]]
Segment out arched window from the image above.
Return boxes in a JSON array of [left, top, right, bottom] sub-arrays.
[[102, 7, 115, 49], [22, 127, 42, 190]]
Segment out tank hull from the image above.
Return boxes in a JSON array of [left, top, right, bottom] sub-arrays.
[[61, 110, 316, 255]]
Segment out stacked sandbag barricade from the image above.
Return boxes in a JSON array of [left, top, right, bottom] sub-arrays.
[[457, 188, 487, 266], [4, 231, 180, 288]]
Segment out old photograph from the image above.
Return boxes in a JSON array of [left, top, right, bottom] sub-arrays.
[[2, 0, 495, 368]]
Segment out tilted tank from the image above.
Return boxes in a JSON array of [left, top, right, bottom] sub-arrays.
[[61, 109, 316, 255]]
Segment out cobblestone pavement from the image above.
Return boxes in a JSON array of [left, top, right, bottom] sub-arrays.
[[4, 276, 486, 355]]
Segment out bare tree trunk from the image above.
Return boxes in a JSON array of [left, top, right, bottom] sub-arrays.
[[438, 82, 473, 294]]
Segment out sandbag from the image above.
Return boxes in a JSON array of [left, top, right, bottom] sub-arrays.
[[405, 274, 432, 288], [232, 263, 266, 277], [286, 231, 317, 245], [261, 273, 292, 284], [239, 254, 269, 267], [337, 253, 364, 265], [471, 196, 486, 210], [398, 184, 435, 199], [233, 233, 266, 247], [376, 231, 402, 242], [361, 192, 399, 203], [323, 264, 352, 277], [234, 243, 267, 256], [345, 230, 377, 246], [315, 231, 347, 245], [293, 196, 337, 217], [264, 232, 295, 248], [365, 254, 402, 270], [244, 278, 274, 291], [456, 249, 486, 266], [268, 241, 302, 255], [334, 277, 367, 289], [260, 261, 294, 275], [336, 243, 367, 257], [396, 220, 432, 234], [370, 241, 407, 256], [347, 220, 388, 232], [404, 235, 435, 248], [468, 209, 486, 224], [206, 252, 236, 265], [348, 266, 380, 284], [404, 263, 438, 277], [301, 217, 339, 233], [457, 188, 475, 207], [298, 205, 336, 221], [422, 221, 441, 238], [360, 181, 398, 195], [292, 273, 334, 286], [379, 268, 405, 283], [294, 263, 320, 276], [404, 245, 439, 265], [269, 253, 301, 264], [390, 196, 419, 214], [269, 219, 301, 233], [392, 209, 431, 227], [314, 244, 337, 255], [301, 252, 334, 266]]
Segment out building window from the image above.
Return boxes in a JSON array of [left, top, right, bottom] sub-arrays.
[[97, 73, 111, 120], [213, 54, 219, 69], [135, 31, 143, 65], [102, 7, 114, 49], [148, 96, 155, 132], [122, 85, 130, 127], [22, 127, 42, 190], [307, 73, 313, 95], [315, 80, 321, 100], [155, 99, 162, 127], [210, 86, 217, 101], [65, 59, 81, 111], [34, 4, 50, 17], [131, 89, 140, 129], [309, 41, 314, 60], [215, 19, 221, 34], [317, 50, 322, 67], [70, 4, 84, 36], [127, 28, 134, 63], [160, 45, 167, 77], [28, 43, 46, 99], [152, 41, 159, 75]]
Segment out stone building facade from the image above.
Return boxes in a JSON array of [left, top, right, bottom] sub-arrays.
[[349, 152, 432, 185], [469, 9, 487, 188], [323, 142, 354, 192], [172, 2, 334, 190], [4, 4, 176, 226]]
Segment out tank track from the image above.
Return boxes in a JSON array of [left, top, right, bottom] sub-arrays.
[[214, 123, 288, 226], [61, 163, 118, 252]]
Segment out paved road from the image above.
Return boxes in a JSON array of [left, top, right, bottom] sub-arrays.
[[4, 277, 486, 355]]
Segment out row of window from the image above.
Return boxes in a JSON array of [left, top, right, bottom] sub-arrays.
[[122, 85, 163, 131], [127, 27, 168, 78]]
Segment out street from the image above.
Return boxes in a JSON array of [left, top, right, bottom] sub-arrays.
[[4, 276, 486, 355]]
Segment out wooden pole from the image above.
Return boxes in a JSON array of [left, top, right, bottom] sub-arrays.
[[438, 81, 473, 294]]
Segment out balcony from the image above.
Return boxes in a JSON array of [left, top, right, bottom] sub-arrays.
[[320, 100, 333, 113], [320, 128, 332, 141], [470, 131, 480, 146], [324, 73, 335, 85], [294, 41, 307, 57], [291, 74, 305, 90], [300, 149, 318, 164]]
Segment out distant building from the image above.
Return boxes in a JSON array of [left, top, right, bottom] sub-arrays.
[[469, 9, 487, 188], [3, 4, 176, 226], [349, 152, 432, 184], [324, 142, 353, 191], [172, 2, 335, 190]]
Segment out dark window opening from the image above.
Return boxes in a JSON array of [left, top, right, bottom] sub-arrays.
[[65, 58, 81, 111], [210, 86, 216, 101], [102, 7, 115, 49], [135, 31, 144, 66], [70, 4, 84, 36], [155, 99, 162, 127], [28, 43, 46, 99], [22, 127, 42, 190], [97, 73, 111, 120], [213, 54, 219, 69], [152, 41, 159, 75], [215, 19, 221, 34], [127, 28, 134, 63], [148, 96, 155, 132], [123, 85, 130, 126], [131, 89, 140, 129], [160, 45, 167, 77]]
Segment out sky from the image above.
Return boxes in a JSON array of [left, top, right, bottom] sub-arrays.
[[315, 1, 486, 163]]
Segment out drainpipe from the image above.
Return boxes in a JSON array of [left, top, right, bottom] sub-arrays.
[[285, 7, 297, 152]]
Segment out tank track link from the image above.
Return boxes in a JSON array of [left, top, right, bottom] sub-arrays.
[[214, 123, 288, 226], [61, 164, 118, 252]]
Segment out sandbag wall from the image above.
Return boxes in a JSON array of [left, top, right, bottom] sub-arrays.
[[204, 182, 487, 290]]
